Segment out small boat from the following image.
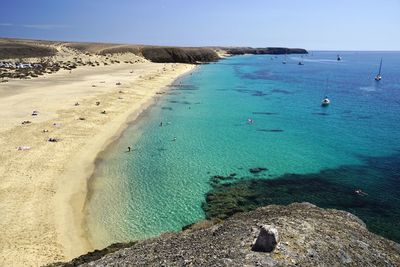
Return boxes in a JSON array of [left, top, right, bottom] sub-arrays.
[[337, 54, 342, 61], [321, 96, 330, 106], [375, 58, 382, 81]]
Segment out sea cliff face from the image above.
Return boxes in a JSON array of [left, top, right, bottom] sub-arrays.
[[140, 47, 220, 63], [55, 203, 400, 266], [224, 47, 308, 55]]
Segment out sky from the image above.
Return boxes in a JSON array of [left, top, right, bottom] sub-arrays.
[[0, 0, 399, 50]]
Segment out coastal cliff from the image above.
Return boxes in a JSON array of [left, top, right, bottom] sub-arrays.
[[224, 47, 308, 55], [0, 38, 308, 80], [140, 47, 220, 63], [54, 203, 400, 266], [0, 38, 307, 64]]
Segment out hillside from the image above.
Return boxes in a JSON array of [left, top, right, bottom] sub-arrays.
[[0, 38, 307, 63]]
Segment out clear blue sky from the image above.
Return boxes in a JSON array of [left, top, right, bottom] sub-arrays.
[[1, 0, 399, 50]]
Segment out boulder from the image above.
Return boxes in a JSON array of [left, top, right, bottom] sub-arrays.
[[251, 225, 279, 252]]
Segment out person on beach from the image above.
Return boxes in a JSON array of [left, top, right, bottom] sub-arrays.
[[127, 146, 131, 152], [160, 122, 163, 127]]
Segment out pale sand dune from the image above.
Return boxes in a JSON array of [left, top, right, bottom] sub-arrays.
[[0, 62, 195, 266]]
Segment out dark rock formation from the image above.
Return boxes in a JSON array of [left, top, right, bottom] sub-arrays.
[[55, 203, 400, 266], [251, 225, 279, 252], [224, 47, 308, 55], [140, 47, 220, 63]]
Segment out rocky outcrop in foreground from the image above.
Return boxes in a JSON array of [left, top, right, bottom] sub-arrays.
[[57, 203, 400, 266]]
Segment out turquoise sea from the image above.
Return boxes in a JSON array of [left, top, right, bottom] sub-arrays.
[[86, 52, 400, 248]]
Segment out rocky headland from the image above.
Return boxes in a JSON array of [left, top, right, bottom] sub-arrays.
[[0, 38, 308, 81], [223, 47, 308, 55], [55, 203, 400, 266]]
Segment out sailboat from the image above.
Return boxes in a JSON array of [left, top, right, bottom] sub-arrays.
[[375, 59, 382, 81]]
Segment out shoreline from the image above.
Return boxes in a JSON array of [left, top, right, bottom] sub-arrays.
[[56, 66, 196, 259], [0, 61, 196, 266], [83, 88, 173, 248]]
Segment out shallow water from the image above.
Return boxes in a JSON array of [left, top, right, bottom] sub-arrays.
[[86, 52, 400, 248]]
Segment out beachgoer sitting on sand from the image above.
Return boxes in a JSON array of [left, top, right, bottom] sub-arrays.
[[48, 137, 58, 142], [116, 82, 121, 85], [101, 110, 106, 114], [31, 111, 38, 116], [74, 102, 80, 106], [42, 129, 49, 133], [96, 101, 100, 106], [22, 120, 31, 125]]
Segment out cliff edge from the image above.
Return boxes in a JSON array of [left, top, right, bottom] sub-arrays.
[[56, 203, 400, 266]]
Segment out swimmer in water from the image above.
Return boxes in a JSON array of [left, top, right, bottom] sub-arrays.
[[354, 189, 368, 196]]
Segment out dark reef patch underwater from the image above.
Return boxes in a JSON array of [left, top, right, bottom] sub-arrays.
[[202, 152, 400, 243]]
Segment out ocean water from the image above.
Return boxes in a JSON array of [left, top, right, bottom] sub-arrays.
[[86, 52, 400, 248]]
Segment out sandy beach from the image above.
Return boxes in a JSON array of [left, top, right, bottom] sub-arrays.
[[0, 60, 195, 266]]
